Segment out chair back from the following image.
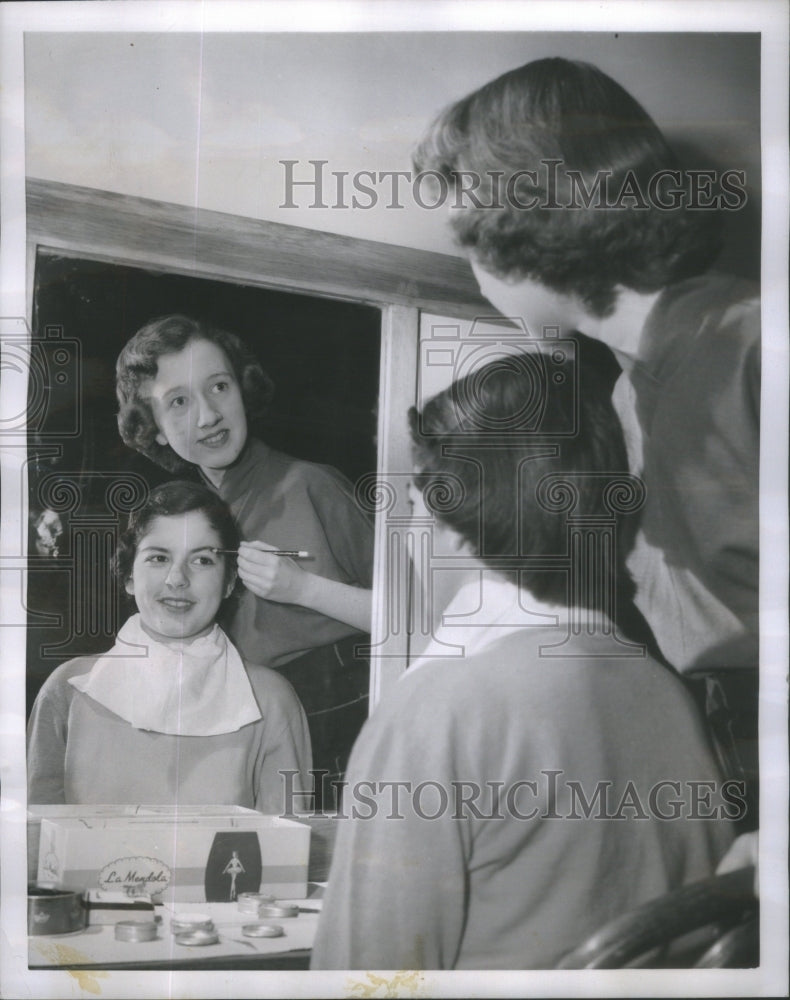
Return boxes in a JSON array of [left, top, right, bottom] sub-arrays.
[[557, 866, 758, 969]]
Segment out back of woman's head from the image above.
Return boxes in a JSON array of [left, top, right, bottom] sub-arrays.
[[414, 57, 722, 315], [409, 350, 637, 608], [113, 479, 240, 589]]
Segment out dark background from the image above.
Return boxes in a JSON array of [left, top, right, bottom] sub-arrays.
[[26, 252, 381, 712]]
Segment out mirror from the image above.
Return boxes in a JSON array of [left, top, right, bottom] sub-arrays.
[[24, 179, 488, 803]]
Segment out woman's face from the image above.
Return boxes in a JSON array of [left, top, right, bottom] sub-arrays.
[[145, 338, 248, 482], [124, 510, 234, 642]]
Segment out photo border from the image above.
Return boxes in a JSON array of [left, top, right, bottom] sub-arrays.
[[2, 2, 787, 997]]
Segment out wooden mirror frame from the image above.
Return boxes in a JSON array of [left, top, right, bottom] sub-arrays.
[[25, 177, 490, 705]]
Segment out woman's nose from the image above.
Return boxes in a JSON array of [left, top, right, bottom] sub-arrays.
[[166, 561, 189, 588], [196, 393, 221, 427]]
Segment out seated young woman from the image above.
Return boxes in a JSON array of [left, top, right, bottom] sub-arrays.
[[27, 480, 312, 812], [311, 355, 736, 971]]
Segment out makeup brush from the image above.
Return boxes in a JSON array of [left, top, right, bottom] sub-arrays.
[[211, 548, 310, 558]]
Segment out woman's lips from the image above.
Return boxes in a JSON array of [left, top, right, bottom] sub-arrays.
[[198, 428, 229, 448], [159, 598, 195, 612]]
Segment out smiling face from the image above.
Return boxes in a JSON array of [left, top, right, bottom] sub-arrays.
[[124, 510, 234, 642], [145, 338, 248, 484]]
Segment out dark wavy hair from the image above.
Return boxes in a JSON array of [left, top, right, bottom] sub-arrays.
[[113, 480, 240, 593], [116, 315, 275, 472], [409, 350, 639, 611], [413, 57, 723, 317]]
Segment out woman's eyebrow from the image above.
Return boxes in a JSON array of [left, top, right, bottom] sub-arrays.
[[161, 384, 188, 399], [155, 370, 233, 400], [138, 544, 219, 556], [199, 369, 234, 384]]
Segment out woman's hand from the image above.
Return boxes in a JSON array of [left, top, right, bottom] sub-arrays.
[[237, 540, 372, 631], [716, 830, 759, 896], [236, 541, 309, 605]]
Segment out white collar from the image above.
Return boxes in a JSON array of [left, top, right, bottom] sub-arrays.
[[406, 574, 570, 675], [69, 614, 262, 736]]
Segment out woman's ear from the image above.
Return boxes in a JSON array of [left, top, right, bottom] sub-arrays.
[[155, 431, 168, 446], [224, 570, 237, 600], [124, 575, 135, 596]]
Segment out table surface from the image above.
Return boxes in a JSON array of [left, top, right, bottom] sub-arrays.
[[28, 885, 325, 971]]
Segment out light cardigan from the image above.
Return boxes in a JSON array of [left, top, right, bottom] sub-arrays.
[[312, 580, 735, 970], [27, 652, 312, 813]]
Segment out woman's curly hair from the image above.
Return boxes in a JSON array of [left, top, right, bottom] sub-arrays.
[[116, 315, 275, 472], [113, 479, 240, 593], [413, 57, 723, 317]]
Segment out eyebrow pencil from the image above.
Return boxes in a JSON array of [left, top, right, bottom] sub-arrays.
[[211, 548, 310, 558]]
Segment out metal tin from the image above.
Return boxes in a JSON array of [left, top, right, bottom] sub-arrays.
[[237, 892, 276, 913], [114, 919, 158, 943], [174, 928, 220, 947], [242, 922, 284, 938], [170, 913, 215, 935], [257, 902, 298, 919], [27, 885, 87, 936]]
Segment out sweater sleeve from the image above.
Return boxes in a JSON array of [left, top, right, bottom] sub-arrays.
[[627, 282, 760, 668], [310, 682, 470, 970], [248, 667, 313, 815], [689, 324, 759, 601], [660, 301, 760, 641], [27, 664, 77, 804]]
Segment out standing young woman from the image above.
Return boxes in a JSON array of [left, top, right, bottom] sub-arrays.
[[412, 57, 760, 840], [413, 56, 759, 677]]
